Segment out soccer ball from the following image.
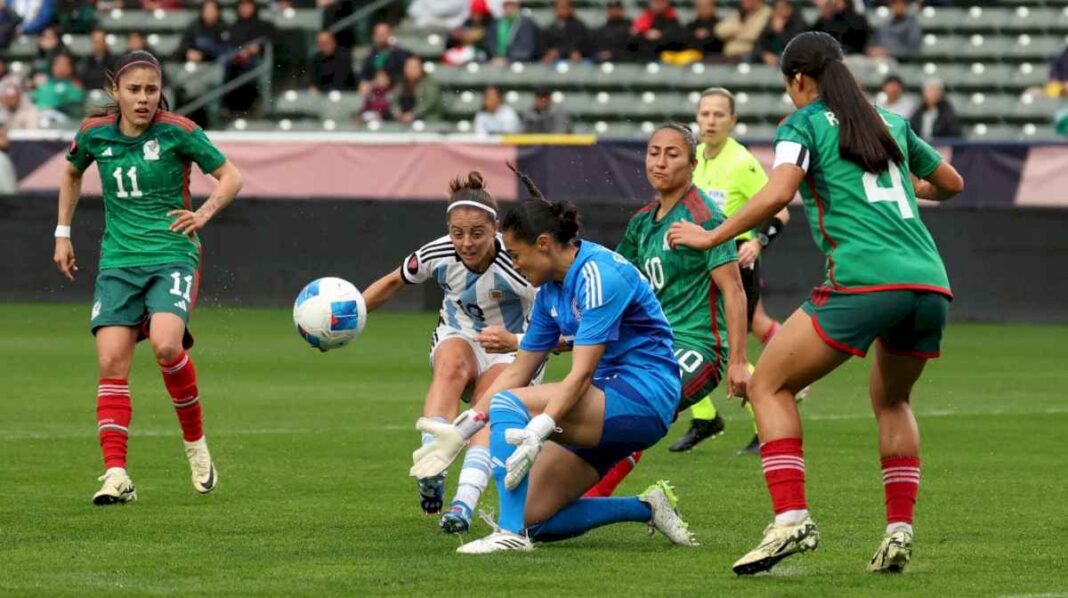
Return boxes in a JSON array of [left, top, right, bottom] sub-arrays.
[[293, 277, 367, 352]]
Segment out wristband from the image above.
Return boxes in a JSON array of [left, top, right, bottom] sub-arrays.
[[758, 217, 784, 248], [54, 225, 71, 238], [454, 410, 488, 440], [527, 413, 557, 441]]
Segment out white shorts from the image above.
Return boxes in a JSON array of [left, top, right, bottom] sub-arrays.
[[429, 326, 546, 402]]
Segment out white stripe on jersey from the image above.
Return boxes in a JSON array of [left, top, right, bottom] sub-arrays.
[[402, 234, 537, 337], [581, 262, 603, 309]]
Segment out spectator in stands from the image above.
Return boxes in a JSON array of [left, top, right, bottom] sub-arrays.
[[33, 53, 85, 121], [10, 0, 53, 35], [223, 0, 277, 116], [877, 75, 917, 118], [811, 0, 870, 55], [482, 0, 540, 65], [55, 0, 96, 34], [392, 55, 442, 124], [868, 0, 921, 60], [1048, 44, 1068, 97], [319, 0, 356, 50], [309, 30, 356, 92], [0, 2, 21, 51], [0, 126, 17, 193], [753, 0, 807, 66], [714, 0, 771, 60], [408, 0, 469, 30], [541, 0, 589, 64], [33, 26, 66, 77], [0, 82, 40, 129], [179, 0, 230, 64], [474, 85, 521, 135], [358, 22, 410, 95], [630, 0, 685, 63], [521, 88, 570, 134], [78, 28, 113, 92], [141, 0, 185, 9], [592, 0, 632, 63], [444, 0, 492, 66], [358, 69, 393, 123], [911, 79, 962, 140], [687, 0, 723, 59], [125, 31, 154, 55]]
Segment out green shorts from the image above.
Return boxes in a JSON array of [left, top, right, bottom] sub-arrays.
[[91, 263, 199, 337], [803, 288, 950, 359], [674, 343, 724, 412]]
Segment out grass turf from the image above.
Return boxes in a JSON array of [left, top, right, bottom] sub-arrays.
[[1, 303, 1066, 596]]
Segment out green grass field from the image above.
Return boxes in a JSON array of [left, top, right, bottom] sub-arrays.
[[2, 303, 1066, 596]]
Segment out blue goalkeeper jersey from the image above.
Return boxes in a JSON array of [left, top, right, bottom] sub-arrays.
[[520, 240, 681, 426]]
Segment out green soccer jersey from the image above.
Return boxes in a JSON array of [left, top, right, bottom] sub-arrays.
[[617, 186, 738, 358], [66, 111, 227, 270], [774, 100, 951, 296]]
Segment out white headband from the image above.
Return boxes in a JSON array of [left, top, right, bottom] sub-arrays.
[[447, 200, 497, 218]]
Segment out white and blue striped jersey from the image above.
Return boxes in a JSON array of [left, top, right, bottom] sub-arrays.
[[400, 234, 536, 337]]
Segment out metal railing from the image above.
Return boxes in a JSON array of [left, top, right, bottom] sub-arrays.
[[175, 36, 274, 123]]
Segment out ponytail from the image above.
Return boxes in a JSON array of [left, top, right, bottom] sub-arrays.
[[782, 32, 903, 173]]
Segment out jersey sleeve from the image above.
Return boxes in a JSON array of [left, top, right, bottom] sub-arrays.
[[65, 129, 94, 171], [401, 237, 453, 285], [614, 217, 641, 268], [702, 206, 739, 271], [773, 115, 814, 173], [519, 290, 561, 352], [905, 123, 942, 178], [178, 127, 227, 174], [574, 260, 635, 346]]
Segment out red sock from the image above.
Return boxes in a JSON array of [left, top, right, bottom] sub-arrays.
[[583, 451, 643, 498], [760, 321, 782, 346], [882, 456, 920, 525], [761, 438, 807, 514], [160, 351, 203, 442], [97, 378, 131, 470]]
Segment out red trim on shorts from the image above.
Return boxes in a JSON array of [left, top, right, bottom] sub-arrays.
[[819, 283, 954, 300], [809, 286, 831, 307], [806, 177, 839, 288], [191, 245, 203, 314], [808, 312, 866, 357], [878, 338, 940, 360], [683, 361, 719, 398]]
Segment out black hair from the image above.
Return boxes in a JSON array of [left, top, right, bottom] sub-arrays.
[[501, 163, 581, 245], [699, 87, 735, 116], [781, 31, 903, 173], [90, 50, 169, 117], [652, 122, 698, 162], [447, 171, 498, 217]]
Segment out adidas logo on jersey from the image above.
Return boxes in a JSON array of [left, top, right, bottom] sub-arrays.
[[102, 147, 113, 157]]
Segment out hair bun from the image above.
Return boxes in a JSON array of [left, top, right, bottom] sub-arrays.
[[466, 171, 484, 190]]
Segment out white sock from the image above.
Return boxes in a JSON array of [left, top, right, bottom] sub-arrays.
[[452, 445, 491, 512], [774, 509, 809, 526], [886, 522, 913, 535]]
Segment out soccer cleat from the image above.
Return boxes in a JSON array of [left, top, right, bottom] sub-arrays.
[[440, 501, 473, 534], [92, 467, 137, 506], [796, 385, 811, 403], [418, 474, 445, 514], [732, 517, 820, 575], [456, 530, 534, 554], [868, 527, 913, 573], [737, 434, 761, 456], [184, 437, 218, 494], [639, 480, 698, 546], [667, 414, 725, 452]]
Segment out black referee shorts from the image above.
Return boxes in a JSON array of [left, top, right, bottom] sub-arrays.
[[736, 239, 761, 327]]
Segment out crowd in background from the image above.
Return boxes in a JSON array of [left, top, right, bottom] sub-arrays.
[[0, 0, 1064, 138]]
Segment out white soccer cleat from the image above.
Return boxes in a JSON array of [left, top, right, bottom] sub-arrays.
[[92, 467, 137, 506], [456, 530, 534, 554], [732, 517, 820, 575], [868, 527, 913, 573], [639, 480, 698, 547], [184, 437, 218, 494]]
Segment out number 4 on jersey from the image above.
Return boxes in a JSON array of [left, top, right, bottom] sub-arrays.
[[862, 167, 914, 219]]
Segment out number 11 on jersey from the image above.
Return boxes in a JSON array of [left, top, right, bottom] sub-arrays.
[[112, 166, 143, 199]]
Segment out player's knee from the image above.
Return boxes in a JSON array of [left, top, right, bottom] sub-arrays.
[[151, 340, 183, 365], [434, 358, 475, 387], [97, 352, 130, 378]]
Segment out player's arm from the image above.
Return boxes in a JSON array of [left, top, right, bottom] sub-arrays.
[[471, 348, 550, 411], [710, 262, 750, 399], [53, 162, 84, 281], [541, 343, 603, 421], [477, 327, 571, 354], [668, 164, 804, 251], [361, 268, 407, 312], [170, 159, 243, 236], [912, 162, 964, 202]]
